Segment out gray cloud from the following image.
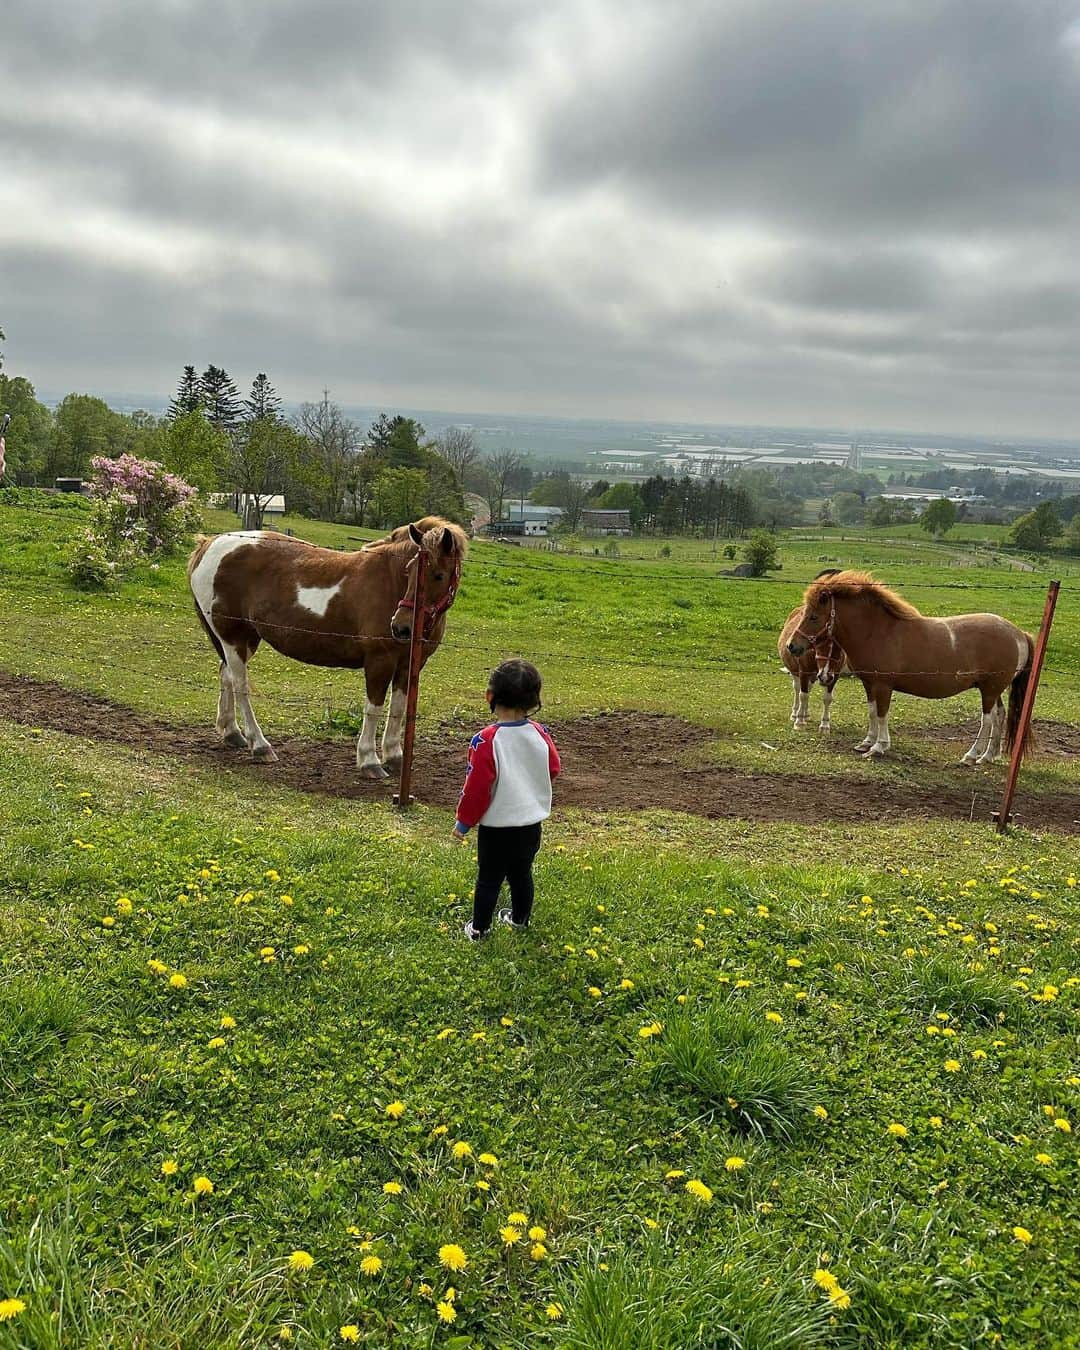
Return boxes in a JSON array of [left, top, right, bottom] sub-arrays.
[[2, 0, 1080, 437]]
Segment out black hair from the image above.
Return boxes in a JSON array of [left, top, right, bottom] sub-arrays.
[[487, 658, 542, 713]]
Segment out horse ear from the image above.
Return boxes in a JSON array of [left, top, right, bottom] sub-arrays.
[[408, 522, 424, 546], [440, 526, 455, 555]]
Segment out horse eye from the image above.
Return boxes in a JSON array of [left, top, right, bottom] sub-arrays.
[[434, 572, 446, 581]]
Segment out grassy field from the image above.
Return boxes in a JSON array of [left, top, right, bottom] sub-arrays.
[[1, 496, 1079, 1346]]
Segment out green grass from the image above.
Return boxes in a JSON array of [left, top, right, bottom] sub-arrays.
[[1, 498, 1079, 1344], [0, 723, 1078, 1345]]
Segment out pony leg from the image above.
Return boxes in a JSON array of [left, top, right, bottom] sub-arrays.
[[865, 696, 892, 757], [216, 662, 247, 749], [818, 681, 834, 733], [789, 675, 800, 724], [381, 685, 408, 771], [962, 714, 993, 766], [855, 698, 878, 751], [224, 646, 275, 762], [979, 699, 1007, 763], [793, 677, 810, 730], [356, 700, 388, 778]]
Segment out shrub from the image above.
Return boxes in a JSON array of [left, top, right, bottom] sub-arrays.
[[658, 544, 672, 558], [743, 530, 779, 577], [603, 538, 621, 558]]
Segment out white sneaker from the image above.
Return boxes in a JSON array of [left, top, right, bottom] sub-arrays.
[[497, 908, 528, 932], [463, 921, 486, 941]]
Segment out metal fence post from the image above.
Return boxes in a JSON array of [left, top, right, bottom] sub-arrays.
[[393, 548, 428, 810], [994, 579, 1061, 833]]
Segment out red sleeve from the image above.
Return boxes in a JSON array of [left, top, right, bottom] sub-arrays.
[[535, 723, 561, 779], [456, 726, 498, 830]]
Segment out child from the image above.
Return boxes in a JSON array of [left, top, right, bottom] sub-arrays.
[[452, 659, 560, 940]]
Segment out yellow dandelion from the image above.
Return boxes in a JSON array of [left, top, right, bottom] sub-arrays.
[[813, 1268, 839, 1291], [944, 1059, 961, 1073], [193, 1175, 214, 1195], [500, 1016, 513, 1026], [438, 1244, 467, 1273], [452, 1141, 473, 1160], [638, 1021, 663, 1039], [0, 1299, 27, 1322], [207, 1036, 226, 1049], [786, 957, 803, 969], [1054, 1118, 1072, 1133], [147, 959, 168, 975], [168, 973, 188, 989], [546, 1302, 564, 1321], [220, 1015, 236, 1029], [813, 1106, 828, 1121], [528, 1225, 547, 1242], [765, 1011, 783, 1024], [340, 1326, 360, 1342], [887, 1122, 909, 1138], [587, 986, 602, 999], [664, 1169, 686, 1180], [161, 1159, 178, 1176], [385, 1101, 405, 1119], [287, 1250, 314, 1273], [620, 979, 635, 990], [478, 1152, 498, 1167], [436, 1027, 454, 1040], [360, 1255, 383, 1277], [293, 944, 309, 956], [500, 1225, 522, 1246], [684, 1178, 713, 1203], [1034, 1153, 1053, 1165], [1012, 1226, 1033, 1244], [530, 1242, 547, 1261], [725, 1156, 746, 1172], [829, 1287, 852, 1310], [382, 1181, 403, 1195], [436, 1301, 456, 1324], [116, 897, 133, 915], [930, 1116, 944, 1128]]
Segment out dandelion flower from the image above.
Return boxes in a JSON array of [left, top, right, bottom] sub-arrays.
[[638, 1021, 663, 1039], [528, 1225, 547, 1242], [500, 1225, 521, 1246], [1012, 1226, 1033, 1244], [207, 1036, 226, 1049], [665, 1169, 686, 1180], [293, 944, 309, 956], [360, 1255, 383, 1277], [436, 1301, 457, 1323], [168, 973, 188, 989], [765, 1011, 783, 1025], [478, 1152, 498, 1167], [587, 986, 602, 999], [1054, 1118, 1072, 1133], [930, 1116, 944, 1128], [1034, 1153, 1053, 1166], [813, 1269, 838, 1291], [220, 1015, 236, 1029], [452, 1141, 473, 1160], [944, 1059, 961, 1073], [530, 1242, 547, 1261], [786, 957, 803, 969], [385, 1101, 405, 1119], [813, 1106, 829, 1121], [887, 1122, 909, 1138], [546, 1302, 564, 1321], [436, 1028, 454, 1040], [287, 1250, 314, 1272], [193, 1176, 214, 1195], [685, 1178, 713, 1203], [725, 1156, 746, 1172], [340, 1326, 360, 1342], [0, 1300, 27, 1322], [148, 959, 168, 975], [829, 1287, 852, 1310], [438, 1244, 467, 1273], [382, 1181, 403, 1195], [620, 979, 635, 990], [507, 1211, 528, 1225], [116, 897, 133, 915]]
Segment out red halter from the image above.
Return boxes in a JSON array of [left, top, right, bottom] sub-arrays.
[[395, 550, 461, 639], [792, 594, 843, 681]]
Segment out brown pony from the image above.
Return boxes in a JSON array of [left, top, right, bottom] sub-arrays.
[[777, 569, 847, 732], [786, 570, 1034, 763], [188, 517, 467, 778]]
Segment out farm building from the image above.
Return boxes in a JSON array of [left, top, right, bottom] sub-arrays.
[[581, 508, 632, 536], [211, 492, 287, 519], [485, 504, 563, 537]]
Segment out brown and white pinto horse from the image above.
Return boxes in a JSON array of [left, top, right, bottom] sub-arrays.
[[786, 570, 1034, 763], [188, 517, 467, 778]]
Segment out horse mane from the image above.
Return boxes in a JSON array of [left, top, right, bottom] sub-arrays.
[[362, 516, 469, 558], [803, 569, 921, 620]]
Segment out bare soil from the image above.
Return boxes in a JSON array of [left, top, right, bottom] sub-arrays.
[[3, 671, 1077, 833]]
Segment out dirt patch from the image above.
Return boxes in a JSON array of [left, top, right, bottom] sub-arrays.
[[3, 670, 1078, 833]]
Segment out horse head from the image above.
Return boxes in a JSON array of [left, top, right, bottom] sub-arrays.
[[389, 519, 468, 641]]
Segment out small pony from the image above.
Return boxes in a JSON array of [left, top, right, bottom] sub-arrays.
[[778, 568, 847, 732], [787, 570, 1034, 763], [189, 517, 467, 778]]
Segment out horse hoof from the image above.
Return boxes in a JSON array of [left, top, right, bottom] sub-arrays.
[[222, 730, 249, 750], [358, 762, 390, 781], [383, 756, 403, 775], [252, 745, 278, 763]]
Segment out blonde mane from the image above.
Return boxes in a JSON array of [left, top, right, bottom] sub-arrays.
[[362, 516, 469, 559], [803, 569, 921, 620]]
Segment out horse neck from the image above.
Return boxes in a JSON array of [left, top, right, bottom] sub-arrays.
[[831, 595, 903, 664]]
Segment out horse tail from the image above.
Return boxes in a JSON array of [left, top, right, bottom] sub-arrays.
[[187, 534, 212, 580], [1004, 634, 1035, 760]]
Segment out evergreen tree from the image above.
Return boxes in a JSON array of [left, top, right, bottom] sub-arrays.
[[200, 365, 243, 431], [245, 373, 283, 424], [167, 366, 202, 419]]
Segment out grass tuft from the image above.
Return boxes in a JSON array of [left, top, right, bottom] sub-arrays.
[[903, 955, 1021, 1025], [0, 976, 85, 1075], [651, 1003, 818, 1139]]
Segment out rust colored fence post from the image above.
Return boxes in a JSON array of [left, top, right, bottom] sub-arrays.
[[994, 579, 1060, 833], [393, 547, 428, 810]]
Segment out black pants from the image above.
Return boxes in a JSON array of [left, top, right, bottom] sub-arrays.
[[472, 823, 542, 933]]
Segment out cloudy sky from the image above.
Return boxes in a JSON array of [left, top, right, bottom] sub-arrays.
[[3, 0, 1080, 437]]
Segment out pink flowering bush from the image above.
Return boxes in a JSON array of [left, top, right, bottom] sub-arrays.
[[68, 455, 201, 588]]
